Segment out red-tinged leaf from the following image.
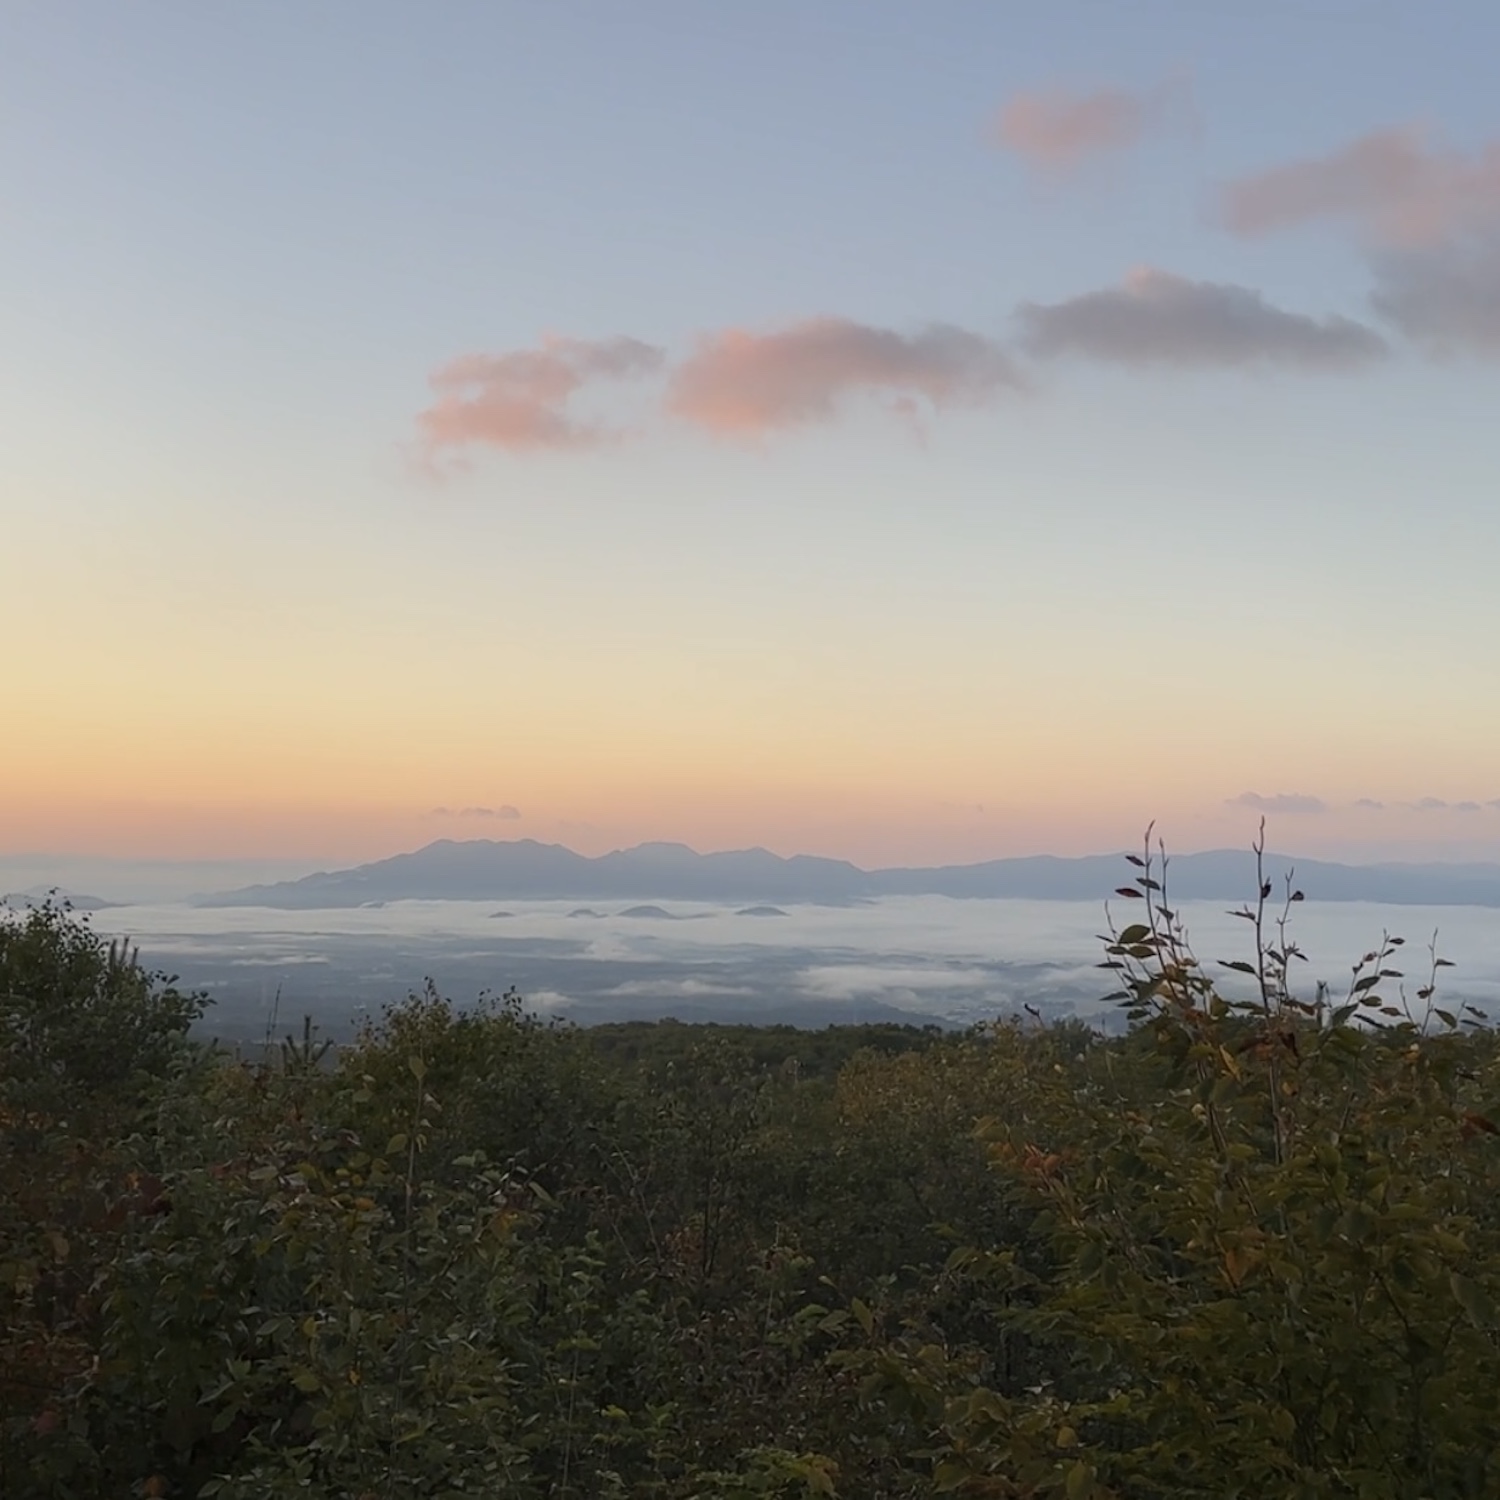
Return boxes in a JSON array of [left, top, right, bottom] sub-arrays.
[[1115, 887, 1144, 899], [1435, 958, 1456, 968], [1124, 854, 1145, 867], [1388, 935, 1405, 945], [1290, 890, 1305, 902]]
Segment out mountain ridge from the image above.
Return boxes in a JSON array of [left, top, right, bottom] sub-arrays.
[[193, 838, 1500, 910]]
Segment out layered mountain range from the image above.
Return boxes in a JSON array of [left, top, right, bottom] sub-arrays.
[[195, 838, 1500, 909]]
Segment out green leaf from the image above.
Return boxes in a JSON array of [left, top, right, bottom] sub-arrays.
[[1450, 1273, 1495, 1327], [1066, 1460, 1096, 1498], [933, 1460, 968, 1492], [1076, 1239, 1105, 1279]]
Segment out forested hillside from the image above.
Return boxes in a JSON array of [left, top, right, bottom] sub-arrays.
[[5, 851, 1500, 1498]]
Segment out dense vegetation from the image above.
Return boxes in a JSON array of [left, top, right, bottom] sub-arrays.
[[5, 840, 1500, 1498]]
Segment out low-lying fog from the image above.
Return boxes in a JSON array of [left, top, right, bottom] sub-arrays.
[[72, 895, 1500, 1042]]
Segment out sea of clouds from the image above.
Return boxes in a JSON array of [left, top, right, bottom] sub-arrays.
[[71, 894, 1500, 1037]]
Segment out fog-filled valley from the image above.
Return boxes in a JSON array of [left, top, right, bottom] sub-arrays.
[[60, 890, 1500, 1043]]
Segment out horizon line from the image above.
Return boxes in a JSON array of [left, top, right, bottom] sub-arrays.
[[11, 832, 1500, 876]]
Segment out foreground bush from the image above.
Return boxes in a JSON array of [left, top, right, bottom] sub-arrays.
[[857, 834, 1500, 1498]]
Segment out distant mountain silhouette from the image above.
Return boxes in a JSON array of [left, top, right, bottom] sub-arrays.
[[193, 838, 1500, 910], [2, 887, 116, 912]]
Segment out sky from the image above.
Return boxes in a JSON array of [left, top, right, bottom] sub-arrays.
[[5, 1, 1500, 870]]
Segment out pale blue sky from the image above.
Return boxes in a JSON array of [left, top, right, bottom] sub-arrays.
[[4, 2, 1499, 865]]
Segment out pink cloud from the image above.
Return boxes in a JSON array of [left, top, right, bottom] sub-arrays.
[[1221, 126, 1500, 247], [993, 79, 1191, 172], [666, 317, 1024, 437], [417, 335, 664, 456]]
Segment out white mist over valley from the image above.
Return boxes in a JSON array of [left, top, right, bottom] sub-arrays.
[[72, 892, 1500, 1043]]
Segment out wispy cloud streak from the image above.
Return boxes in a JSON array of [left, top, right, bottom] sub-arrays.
[[417, 336, 664, 456], [1230, 792, 1328, 815], [428, 805, 522, 820], [1221, 126, 1500, 247], [994, 79, 1192, 172]]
